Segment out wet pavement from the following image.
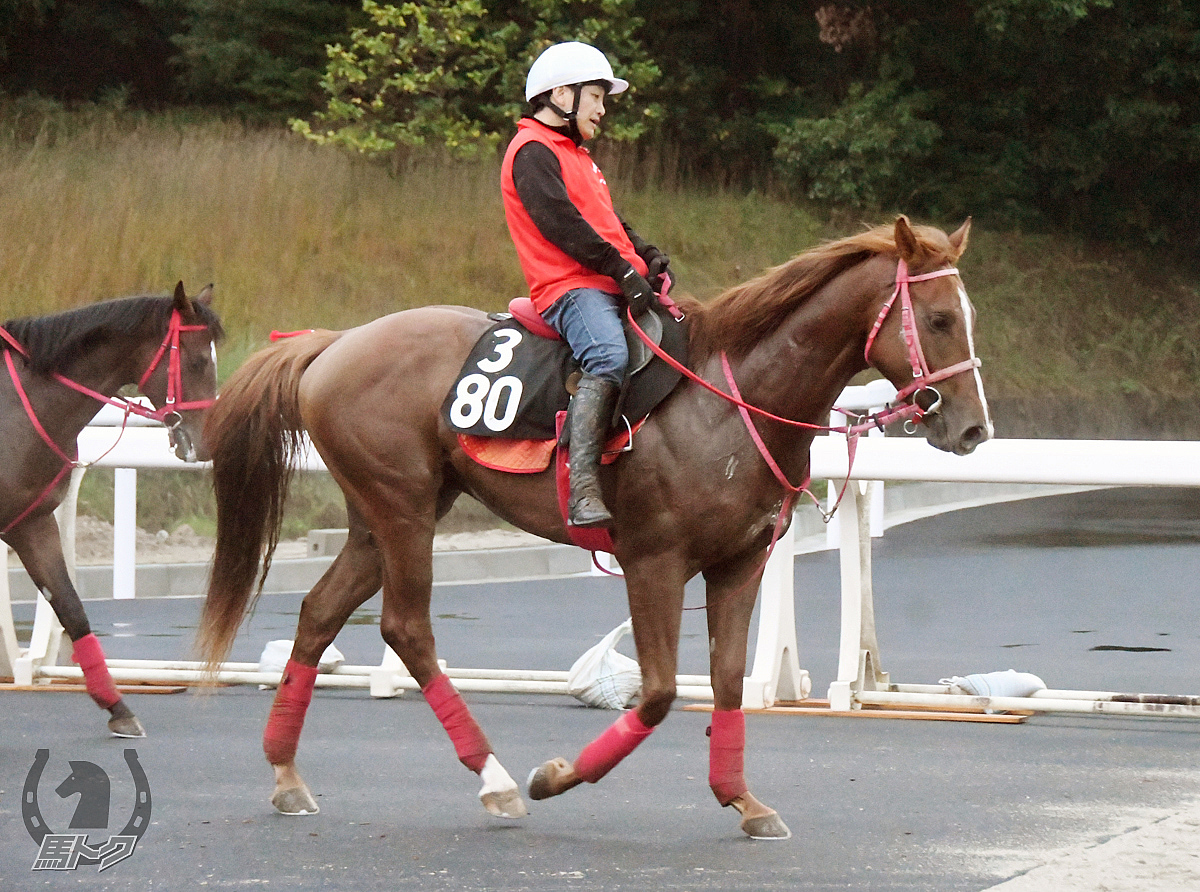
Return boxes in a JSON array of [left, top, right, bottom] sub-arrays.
[[3, 486, 1200, 890]]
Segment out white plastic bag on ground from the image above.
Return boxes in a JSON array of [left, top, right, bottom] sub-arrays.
[[567, 619, 642, 709], [940, 669, 1046, 698], [258, 639, 345, 681]]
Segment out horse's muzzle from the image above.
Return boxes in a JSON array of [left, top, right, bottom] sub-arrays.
[[165, 413, 201, 463]]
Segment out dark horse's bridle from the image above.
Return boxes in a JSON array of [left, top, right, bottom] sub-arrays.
[[1, 309, 215, 535]]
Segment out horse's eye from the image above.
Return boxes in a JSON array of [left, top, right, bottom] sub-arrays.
[[927, 312, 954, 333]]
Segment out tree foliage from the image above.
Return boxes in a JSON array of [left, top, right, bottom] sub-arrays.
[[292, 0, 659, 159], [771, 80, 941, 208], [2, 0, 1200, 249], [170, 0, 364, 117], [0, 0, 179, 104]]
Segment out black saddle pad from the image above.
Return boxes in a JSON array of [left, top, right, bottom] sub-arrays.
[[442, 305, 689, 440]]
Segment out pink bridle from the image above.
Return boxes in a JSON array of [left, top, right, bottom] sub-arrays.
[[1, 309, 215, 534], [862, 259, 982, 421], [629, 258, 983, 441]]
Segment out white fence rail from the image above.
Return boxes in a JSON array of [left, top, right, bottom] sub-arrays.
[[6, 389, 1200, 720]]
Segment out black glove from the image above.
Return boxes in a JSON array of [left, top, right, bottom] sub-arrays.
[[642, 247, 671, 291], [618, 266, 656, 317]]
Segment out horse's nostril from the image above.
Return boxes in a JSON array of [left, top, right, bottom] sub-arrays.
[[958, 424, 988, 454]]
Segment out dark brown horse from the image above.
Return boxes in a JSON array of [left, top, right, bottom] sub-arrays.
[[198, 217, 991, 838], [2, 283, 222, 736]]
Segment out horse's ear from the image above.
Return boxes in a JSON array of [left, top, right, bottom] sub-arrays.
[[194, 284, 214, 306], [947, 217, 971, 260], [893, 215, 919, 261], [172, 281, 192, 312]]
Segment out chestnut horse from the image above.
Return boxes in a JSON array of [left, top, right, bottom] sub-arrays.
[[197, 217, 991, 839], [2, 283, 222, 737]]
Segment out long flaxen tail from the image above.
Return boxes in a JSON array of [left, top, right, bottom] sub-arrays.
[[196, 329, 342, 670]]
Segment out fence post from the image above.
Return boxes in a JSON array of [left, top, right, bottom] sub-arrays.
[[113, 467, 138, 599], [826, 412, 886, 550], [742, 518, 811, 709], [0, 542, 20, 677], [827, 481, 888, 710]]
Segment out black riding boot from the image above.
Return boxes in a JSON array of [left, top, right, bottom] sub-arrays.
[[567, 374, 619, 528]]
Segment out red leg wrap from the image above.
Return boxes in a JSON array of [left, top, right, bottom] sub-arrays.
[[72, 633, 121, 709], [708, 708, 748, 805], [263, 660, 318, 764], [574, 709, 654, 783], [422, 673, 492, 773]]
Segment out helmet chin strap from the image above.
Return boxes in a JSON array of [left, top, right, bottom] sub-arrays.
[[546, 84, 584, 142]]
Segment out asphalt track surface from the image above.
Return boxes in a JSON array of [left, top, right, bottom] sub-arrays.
[[3, 487, 1200, 891]]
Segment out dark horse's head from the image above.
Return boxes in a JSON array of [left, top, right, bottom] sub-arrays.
[[138, 282, 223, 462], [2, 281, 223, 461], [55, 760, 110, 829]]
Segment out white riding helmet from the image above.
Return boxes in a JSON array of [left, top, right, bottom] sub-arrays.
[[524, 42, 629, 102]]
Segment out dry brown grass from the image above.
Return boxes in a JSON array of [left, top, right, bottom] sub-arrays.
[[0, 114, 524, 354]]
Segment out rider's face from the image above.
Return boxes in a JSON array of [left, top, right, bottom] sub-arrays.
[[574, 85, 607, 140], [550, 84, 608, 140]]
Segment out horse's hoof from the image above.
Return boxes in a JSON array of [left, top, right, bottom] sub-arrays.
[[108, 714, 146, 738], [481, 787, 529, 819], [740, 811, 792, 840], [479, 753, 528, 818], [526, 757, 581, 801], [272, 785, 320, 816]]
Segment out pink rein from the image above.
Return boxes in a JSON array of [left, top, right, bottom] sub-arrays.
[[1, 309, 214, 534]]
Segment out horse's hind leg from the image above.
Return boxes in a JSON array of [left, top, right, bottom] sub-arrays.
[[702, 553, 791, 840], [5, 513, 145, 737], [264, 510, 382, 815], [373, 512, 527, 820]]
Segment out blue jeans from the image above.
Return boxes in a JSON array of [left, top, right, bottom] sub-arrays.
[[540, 288, 628, 386]]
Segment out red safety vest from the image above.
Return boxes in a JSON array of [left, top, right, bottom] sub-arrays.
[[501, 119, 647, 312]]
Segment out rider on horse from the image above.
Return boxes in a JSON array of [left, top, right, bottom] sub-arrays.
[[501, 41, 672, 529]]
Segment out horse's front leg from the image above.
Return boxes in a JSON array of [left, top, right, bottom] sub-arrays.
[[5, 513, 144, 737], [374, 518, 527, 820], [264, 517, 382, 815], [703, 551, 792, 840], [528, 555, 685, 801]]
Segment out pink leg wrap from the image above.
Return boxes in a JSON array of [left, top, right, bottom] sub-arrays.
[[708, 708, 748, 805], [422, 673, 492, 773], [574, 709, 654, 783], [72, 633, 121, 709], [263, 659, 318, 764]]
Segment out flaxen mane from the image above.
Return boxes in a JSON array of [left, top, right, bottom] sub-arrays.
[[686, 222, 955, 359], [2, 295, 224, 375]]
